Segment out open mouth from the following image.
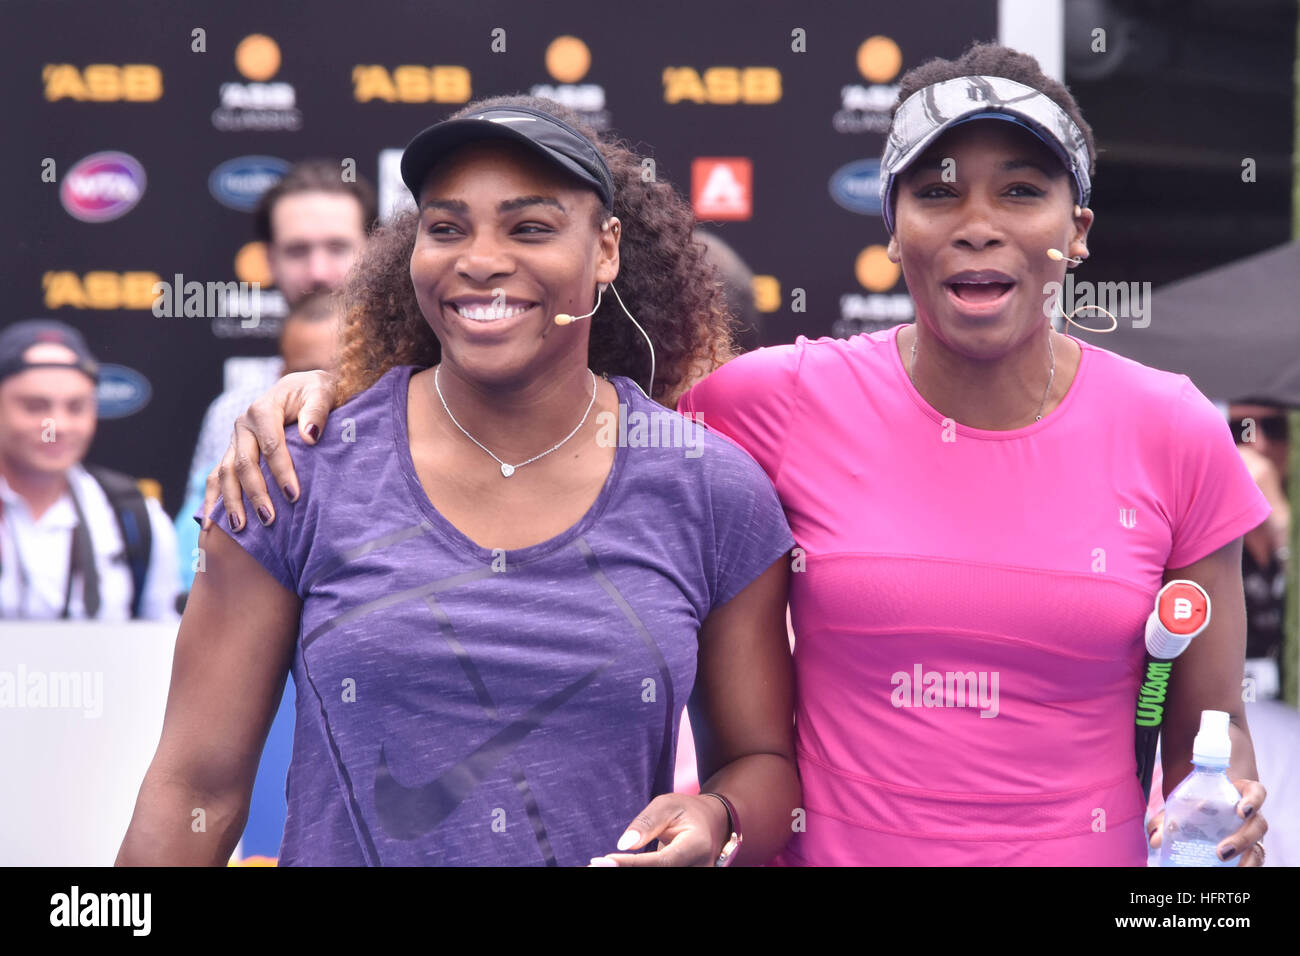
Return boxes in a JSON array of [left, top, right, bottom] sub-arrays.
[[947, 281, 1014, 304], [941, 271, 1017, 314]]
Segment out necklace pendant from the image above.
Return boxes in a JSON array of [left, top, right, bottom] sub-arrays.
[[500, 463, 515, 477]]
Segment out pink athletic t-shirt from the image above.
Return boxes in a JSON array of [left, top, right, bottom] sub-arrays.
[[678, 323, 1271, 866]]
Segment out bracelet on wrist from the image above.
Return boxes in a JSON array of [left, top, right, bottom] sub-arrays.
[[700, 791, 742, 867]]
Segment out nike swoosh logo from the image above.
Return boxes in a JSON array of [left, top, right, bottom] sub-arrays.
[[374, 659, 614, 840]]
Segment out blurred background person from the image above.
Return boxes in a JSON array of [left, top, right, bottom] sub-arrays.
[[278, 290, 344, 379], [693, 227, 762, 353], [1231, 400, 1291, 700], [255, 158, 379, 309], [0, 320, 179, 621]]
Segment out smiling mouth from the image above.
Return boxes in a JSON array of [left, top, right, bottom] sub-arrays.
[[444, 301, 539, 324]]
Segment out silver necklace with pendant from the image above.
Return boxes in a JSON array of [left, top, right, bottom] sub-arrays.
[[433, 365, 599, 477]]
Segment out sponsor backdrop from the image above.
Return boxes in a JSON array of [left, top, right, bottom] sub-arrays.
[[9, 0, 995, 512]]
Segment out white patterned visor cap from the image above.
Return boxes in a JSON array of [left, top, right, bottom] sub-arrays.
[[879, 74, 1092, 233]]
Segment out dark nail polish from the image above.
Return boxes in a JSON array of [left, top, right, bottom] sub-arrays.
[[257, 506, 272, 526], [228, 513, 240, 532], [306, 424, 320, 441], [1242, 805, 1255, 819], [1219, 845, 1237, 861], [283, 484, 297, 502]]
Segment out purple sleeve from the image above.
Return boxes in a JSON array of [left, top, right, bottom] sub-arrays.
[[199, 460, 304, 597], [1166, 378, 1272, 569], [709, 451, 795, 611]]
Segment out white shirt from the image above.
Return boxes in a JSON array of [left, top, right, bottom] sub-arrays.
[[0, 465, 180, 622]]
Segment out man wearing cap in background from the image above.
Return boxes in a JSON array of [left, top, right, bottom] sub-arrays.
[[0, 320, 179, 621]]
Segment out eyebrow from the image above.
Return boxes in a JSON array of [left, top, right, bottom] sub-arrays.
[[907, 157, 1062, 178], [420, 195, 568, 214]]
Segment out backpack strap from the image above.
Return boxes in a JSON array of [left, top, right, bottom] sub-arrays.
[[84, 465, 153, 619]]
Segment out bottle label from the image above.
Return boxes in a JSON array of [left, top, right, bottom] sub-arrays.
[[1166, 839, 1224, 867]]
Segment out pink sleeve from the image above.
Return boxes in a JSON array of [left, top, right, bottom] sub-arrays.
[[1166, 378, 1272, 569], [676, 342, 804, 484]]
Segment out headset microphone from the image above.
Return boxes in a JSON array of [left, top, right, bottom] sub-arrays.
[[551, 281, 656, 400], [553, 284, 606, 326], [1046, 248, 1083, 265]]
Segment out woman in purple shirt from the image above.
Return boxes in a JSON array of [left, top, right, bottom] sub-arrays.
[[117, 96, 799, 867]]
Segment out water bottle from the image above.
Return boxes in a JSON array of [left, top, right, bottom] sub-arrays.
[[1159, 710, 1240, 867]]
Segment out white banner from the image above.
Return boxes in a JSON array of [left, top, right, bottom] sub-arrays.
[[0, 621, 178, 866]]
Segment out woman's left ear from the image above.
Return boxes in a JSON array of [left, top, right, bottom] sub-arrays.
[[1070, 205, 1094, 262], [596, 215, 620, 285]]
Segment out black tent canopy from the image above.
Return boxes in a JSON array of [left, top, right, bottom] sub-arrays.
[[1096, 240, 1300, 408]]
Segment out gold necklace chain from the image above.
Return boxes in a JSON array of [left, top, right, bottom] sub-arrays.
[[909, 328, 1056, 423]]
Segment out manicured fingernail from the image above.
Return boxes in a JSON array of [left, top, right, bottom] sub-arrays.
[[1242, 804, 1255, 818], [1219, 845, 1237, 861], [283, 484, 297, 502], [615, 830, 639, 852], [228, 513, 240, 532], [306, 424, 320, 441], [588, 856, 618, 867], [257, 506, 272, 526]]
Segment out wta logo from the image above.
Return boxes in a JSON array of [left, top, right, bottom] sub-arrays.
[[60, 152, 146, 223]]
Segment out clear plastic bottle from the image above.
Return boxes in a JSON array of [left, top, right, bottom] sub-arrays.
[[1159, 710, 1241, 867]]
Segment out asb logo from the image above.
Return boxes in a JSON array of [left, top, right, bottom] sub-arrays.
[[828, 159, 882, 215], [831, 245, 913, 339], [208, 156, 289, 211], [60, 152, 146, 223], [834, 35, 903, 133], [214, 35, 301, 131], [692, 158, 752, 221], [42, 271, 162, 310], [352, 65, 472, 103], [95, 364, 152, 419], [43, 64, 162, 101], [664, 67, 781, 104], [530, 35, 608, 129]]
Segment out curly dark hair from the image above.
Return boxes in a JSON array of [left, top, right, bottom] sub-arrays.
[[332, 94, 735, 407], [892, 41, 1097, 176]]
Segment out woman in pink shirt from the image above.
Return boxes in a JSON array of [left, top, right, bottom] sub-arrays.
[[209, 43, 1270, 866]]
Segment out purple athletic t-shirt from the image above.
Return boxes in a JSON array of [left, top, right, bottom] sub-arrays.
[[204, 366, 793, 866]]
